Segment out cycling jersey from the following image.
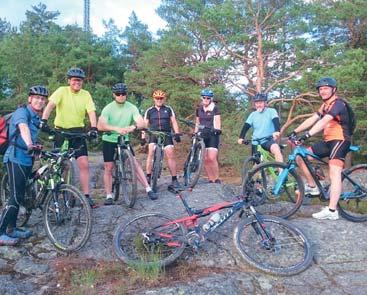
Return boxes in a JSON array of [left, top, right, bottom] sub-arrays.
[[100, 101, 141, 143], [144, 105, 175, 132], [49, 86, 96, 128], [316, 98, 352, 142], [196, 103, 220, 129]]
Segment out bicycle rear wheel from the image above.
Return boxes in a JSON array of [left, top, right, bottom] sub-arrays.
[[338, 164, 367, 222], [243, 162, 304, 218], [113, 213, 187, 267], [43, 184, 92, 252], [114, 150, 137, 208], [234, 215, 313, 276], [184, 140, 205, 188], [151, 146, 163, 193], [241, 156, 260, 187]]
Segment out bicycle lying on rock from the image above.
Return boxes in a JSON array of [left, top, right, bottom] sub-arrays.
[[113, 186, 313, 276]]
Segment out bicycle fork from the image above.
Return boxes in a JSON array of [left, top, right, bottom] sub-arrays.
[[250, 208, 276, 251]]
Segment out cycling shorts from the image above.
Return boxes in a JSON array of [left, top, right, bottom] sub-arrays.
[[148, 135, 174, 147], [311, 140, 351, 161], [102, 140, 135, 162], [253, 138, 277, 154], [203, 134, 220, 149], [54, 127, 88, 158]]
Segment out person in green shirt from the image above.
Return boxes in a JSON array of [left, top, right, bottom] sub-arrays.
[[40, 67, 98, 208], [97, 83, 157, 204]]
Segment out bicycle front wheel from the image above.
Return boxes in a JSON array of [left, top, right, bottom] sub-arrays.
[[338, 164, 367, 222], [184, 140, 205, 188], [113, 213, 187, 267], [234, 215, 313, 276], [114, 150, 137, 208], [43, 184, 92, 252], [151, 146, 163, 193], [241, 156, 260, 186], [243, 162, 304, 218]]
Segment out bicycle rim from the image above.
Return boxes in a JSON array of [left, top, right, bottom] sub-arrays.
[[43, 184, 92, 252], [243, 162, 304, 218], [234, 215, 313, 276], [113, 213, 187, 267], [151, 146, 163, 193], [119, 151, 137, 208], [338, 164, 367, 222], [184, 141, 205, 188]]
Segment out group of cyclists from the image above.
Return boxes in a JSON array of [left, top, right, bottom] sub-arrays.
[[0, 65, 353, 246]]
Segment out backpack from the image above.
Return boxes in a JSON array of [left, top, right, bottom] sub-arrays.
[[0, 105, 31, 155], [338, 98, 356, 136]]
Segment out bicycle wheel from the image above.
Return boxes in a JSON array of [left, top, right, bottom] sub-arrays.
[[338, 164, 367, 222], [43, 184, 92, 252], [241, 156, 260, 186], [113, 213, 187, 267], [184, 140, 205, 188], [234, 215, 313, 276], [62, 159, 79, 187], [151, 146, 163, 193], [243, 162, 304, 219]]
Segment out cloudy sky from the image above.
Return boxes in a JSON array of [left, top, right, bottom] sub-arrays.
[[0, 0, 166, 35]]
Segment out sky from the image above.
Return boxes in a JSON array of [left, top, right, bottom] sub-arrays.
[[0, 0, 167, 36]]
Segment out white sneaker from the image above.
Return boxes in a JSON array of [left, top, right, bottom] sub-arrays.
[[305, 184, 320, 196], [312, 207, 339, 220]]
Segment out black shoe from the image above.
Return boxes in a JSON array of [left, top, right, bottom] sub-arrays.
[[87, 197, 98, 208], [104, 198, 114, 206], [171, 179, 182, 189], [214, 179, 222, 184], [147, 190, 158, 200]]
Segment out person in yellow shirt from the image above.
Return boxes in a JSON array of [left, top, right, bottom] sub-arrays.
[[40, 67, 98, 208]]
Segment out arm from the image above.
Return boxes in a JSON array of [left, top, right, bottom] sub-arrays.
[[18, 123, 33, 146], [308, 114, 333, 136], [294, 113, 320, 133], [97, 116, 133, 134], [238, 122, 251, 144], [194, 116, 200, 133], [87, 110, 97, 128], [42, 101, 56, 120], [272, 117, 280, 140], [170, 116, 180, 134], [213, 114, 221, 130]]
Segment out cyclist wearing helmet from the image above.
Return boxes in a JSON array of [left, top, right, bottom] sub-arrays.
[[97, 83, 157, 203], [41, 67, 97, 208], [0, 86, 48, 246], [290, 77, 353, 220], [195, 89, 222, 183], [143, 89, 182, 189], [238, 92, 283, 162]]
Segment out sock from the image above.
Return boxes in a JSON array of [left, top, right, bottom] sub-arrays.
[[329, 208, 336, 212], [146, 187, 152, 193], [106, 193, 113, 199], [172, 176, 177, 181], [85, 194, 90, 198], [146, 173, 151, 178]]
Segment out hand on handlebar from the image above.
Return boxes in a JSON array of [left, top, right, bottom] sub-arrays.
[[238, 138, 250, 145], [27, 144, 43, 156], [39, 119, 50, 133], [174, 133, 181, 143], [87, 127, 98, 139]]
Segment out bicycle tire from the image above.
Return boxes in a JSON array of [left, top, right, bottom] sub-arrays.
[[338, 164, 367, 222], [115, 150, 137, 208], [184, 140, 205, 188], [241, 156, 260, 187], [234, 215, 313, 276], [113, 212, 187, 267], [43, 184, 92, 252], [243, 162, 304, 218], [151, 145, 163, 193], [62, 159, 79, 187]]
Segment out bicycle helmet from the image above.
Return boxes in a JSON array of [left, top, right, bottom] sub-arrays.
[[112, 83, 128, 94], [200, 89, 214, 98], [316, 77, 337, 89], [152, 89, 166, 99], [29, 85, 49, 97], [66, 67, 86, 79], [252, 92, 268, 102]]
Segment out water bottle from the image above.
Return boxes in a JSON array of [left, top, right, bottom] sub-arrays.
[[202, 213, 221, 232]]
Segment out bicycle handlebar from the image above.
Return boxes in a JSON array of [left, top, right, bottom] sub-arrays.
[[178, 118, 205, 130], [48, 128, 89, 140], [242, 135, 274, 145]]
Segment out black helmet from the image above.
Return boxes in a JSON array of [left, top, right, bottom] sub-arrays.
[[253, 92, 268, 102], [112, 83, 128, 94], [29, 85, 48, 97], [67, 67, 86, 79], [316, 77, 337, 89]]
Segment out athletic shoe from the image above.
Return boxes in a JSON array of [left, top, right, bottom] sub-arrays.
[[214, 179, 222, 184], [104, 197, 114, 206], [0, 234, 19, 246], [312, 207, 339, 220], [171, 179, 182, 189], [147, 190, 158, 200], [7, 228, 32, 239], [304, 184, 320, 196]]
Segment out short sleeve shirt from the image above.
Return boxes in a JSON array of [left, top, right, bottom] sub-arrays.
[[144, 105, 175, 132], [245, 107, 279, 144], [196, 103, 220, 129], [101, 101, 141, 143], [3, 105, 40, 166], [317, 98, 351, 141], [49, 86, 96, 128]]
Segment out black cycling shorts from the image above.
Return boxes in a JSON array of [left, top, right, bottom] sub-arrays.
[[53, 127, 88, 158], [203, 134, 220, 149], [102, 140, 135, 162], [311, 140, 351, 161], [148, 134, 174, 147]]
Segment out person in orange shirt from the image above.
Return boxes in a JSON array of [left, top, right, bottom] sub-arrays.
[[290, 77, 353, 220]]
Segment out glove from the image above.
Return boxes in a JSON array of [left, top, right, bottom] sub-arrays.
[[88, 127, 98, 139], [27, 144, 43, 156], [243, 139, 250, 145], [213, 129, 222, 136], [288, 131, 297, 139], [39, 119, 50, 133], [174, 134, 181, 143], [140, 138, 147, 146], [297, 131, 311, 142]]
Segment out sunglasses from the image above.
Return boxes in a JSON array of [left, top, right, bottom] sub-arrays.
[[115, 93, 127, 97], [201, 96, 212, 100], [154, 97, 165, 100]]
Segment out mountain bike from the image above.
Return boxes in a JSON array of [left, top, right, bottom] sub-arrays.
[[179, 118, 206, 188], [1, 148, 92, 252], [113, 186, 313, 276], [243, 137, 367, 221], [112, 134, 137, 208]]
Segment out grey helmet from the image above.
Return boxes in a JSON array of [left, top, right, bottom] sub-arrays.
[[112, 83, 128, 94], [253, 92, 268, 102], [66, 67, 86, 79], [29, 85, 48, 97], [316, 77, 337, 89]]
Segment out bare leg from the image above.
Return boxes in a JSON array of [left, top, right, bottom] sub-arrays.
[[103, 162, 114, 195], [77, 156, 90, 194], [164, 146, 177, 177]]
